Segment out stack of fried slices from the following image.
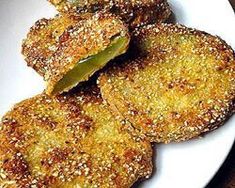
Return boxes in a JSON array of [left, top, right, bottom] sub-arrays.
[[0, 1, 234, 187]]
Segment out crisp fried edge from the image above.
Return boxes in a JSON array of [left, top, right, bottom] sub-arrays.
[[48, 0, 171, 29], [0, 86, 153, 187], [98, 23, 235, 143], [21, 12, 130, 95]]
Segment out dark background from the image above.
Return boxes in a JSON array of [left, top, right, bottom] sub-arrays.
[[206, 1, 235, 187], [230, 0, 235, 9]]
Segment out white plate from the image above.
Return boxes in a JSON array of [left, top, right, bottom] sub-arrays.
[[0, 0, 234, 188]]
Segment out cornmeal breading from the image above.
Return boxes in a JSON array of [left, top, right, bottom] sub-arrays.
[[48, 0, 171, 29], [22, 12, 130, 95], [0, 85, 152, 188], [22, 13, 83, 77], [98, 23, 235, 143]]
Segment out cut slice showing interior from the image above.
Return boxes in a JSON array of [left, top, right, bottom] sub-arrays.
[[22, 13, 86, 77], [22, 12, 130, 95], [52, 35, 129, 95], [98, 23, 235, 143]]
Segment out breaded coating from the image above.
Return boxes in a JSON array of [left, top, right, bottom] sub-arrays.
[[22, 12, 130, 95], [98, 23, 235, 143], [0, 85, 152, 188], [22, 13, 84, 77], [48, 0, 171, 30]]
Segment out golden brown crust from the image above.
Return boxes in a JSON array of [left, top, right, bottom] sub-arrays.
[[98, 23, 235, 143], [22, 12, 130, 95], [48, 0, 171, 30], [22, 13, 83, 77], [0, 85, 152, 188]]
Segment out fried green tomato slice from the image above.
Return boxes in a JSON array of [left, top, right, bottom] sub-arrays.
[[48, 0, 171, 30], [98, 23, 235, 143], [0, 86, 152, 188], [22, 12, 130, 95]]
